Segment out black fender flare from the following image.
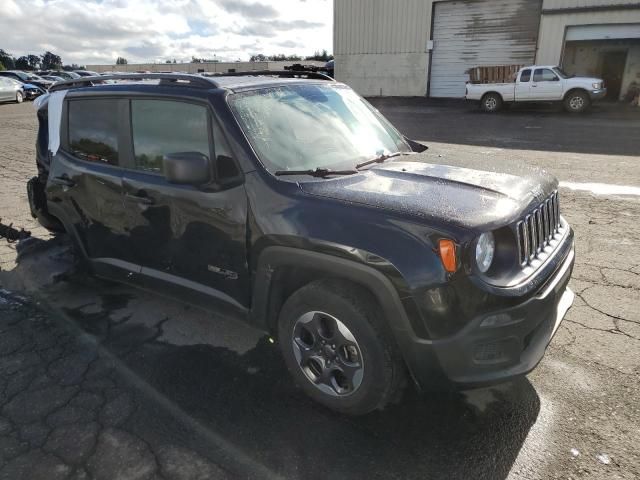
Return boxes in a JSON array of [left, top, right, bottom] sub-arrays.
[[251, 246, 411, 333], [251, 246, 447, 390]]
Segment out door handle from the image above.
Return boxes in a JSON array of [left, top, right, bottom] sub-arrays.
[[51, 176, 75, 187], [125, 193, 155, 205], [531, 84, 537, 87]]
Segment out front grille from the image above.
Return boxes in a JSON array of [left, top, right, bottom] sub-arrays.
[[516, 191, 561, 266]]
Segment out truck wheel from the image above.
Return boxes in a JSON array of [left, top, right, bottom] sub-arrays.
[[277, 279, 406, 415], [15, 91, 24, 103], [564, 91, 590, 113], [481, 93, 502, 113]]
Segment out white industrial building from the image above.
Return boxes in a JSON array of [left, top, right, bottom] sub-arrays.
[[334, 0, 640, 100]]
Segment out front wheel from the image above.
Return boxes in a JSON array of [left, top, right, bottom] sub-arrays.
[[564, 91, 590, 113], [481, 93, 503, 113], [15, 91, 24, 103], [278, 279, 406, 415]]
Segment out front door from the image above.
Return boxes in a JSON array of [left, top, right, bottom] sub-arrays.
[[530, 68, 564, 100], [601, 50, 627, 100], [0, 78, 12, 101], [122, 98, 250, 308], [46, 97, 134, 274]]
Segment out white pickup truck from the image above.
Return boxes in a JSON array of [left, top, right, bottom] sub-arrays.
[[465, 65, 606, 113]]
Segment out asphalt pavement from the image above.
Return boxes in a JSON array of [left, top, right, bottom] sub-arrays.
[[0, 99, 639, 479]]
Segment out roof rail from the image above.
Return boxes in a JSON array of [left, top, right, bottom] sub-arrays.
[[48, 73, 216, 92], [202, 70, 335, 82]]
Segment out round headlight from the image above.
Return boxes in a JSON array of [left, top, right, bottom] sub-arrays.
[[475, 232, 495, 273]]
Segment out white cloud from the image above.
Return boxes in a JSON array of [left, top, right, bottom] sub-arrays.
[[0, 0, 332, 65]]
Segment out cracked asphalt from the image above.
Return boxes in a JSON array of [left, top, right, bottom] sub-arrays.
[[1, 100, 639, 479]]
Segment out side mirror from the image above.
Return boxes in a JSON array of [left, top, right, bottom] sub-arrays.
[[163, 152, 210, 185]]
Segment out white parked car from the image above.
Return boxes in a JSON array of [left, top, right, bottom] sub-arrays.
[[466, 65, 607, 113]]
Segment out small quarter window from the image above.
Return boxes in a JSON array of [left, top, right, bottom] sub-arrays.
[[68, 99, 120, 165], [519, 69, 531, 82], [131, 100, 210, 174]]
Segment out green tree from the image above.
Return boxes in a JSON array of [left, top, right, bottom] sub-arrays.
[[116, 56, 128, 65], [0, 62, 4, 71], [15, 56, 30, 70], [41, 51, 62, 70], [0, 49, 15, 69]]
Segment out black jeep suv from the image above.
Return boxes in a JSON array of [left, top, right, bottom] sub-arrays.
[[28, 73, 575, 415]]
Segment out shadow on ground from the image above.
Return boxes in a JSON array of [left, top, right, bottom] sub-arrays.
[[370, 97, 640, 157], [1, 236, 541, 479]]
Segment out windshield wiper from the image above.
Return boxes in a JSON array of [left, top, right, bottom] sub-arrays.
[[274, 167, 358, 178], [355, 151, 413, 170]]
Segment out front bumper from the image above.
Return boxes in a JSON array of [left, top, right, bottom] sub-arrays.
[[404, 242, 575, 390], [590, 88, 607, 100]]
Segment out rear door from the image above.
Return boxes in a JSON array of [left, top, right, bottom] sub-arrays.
[[122, 97, 250, 309], [46, 96, 136, 278], [530, 68, 563, 100]]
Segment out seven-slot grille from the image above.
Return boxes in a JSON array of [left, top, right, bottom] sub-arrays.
[[516, 191, 561, 266]]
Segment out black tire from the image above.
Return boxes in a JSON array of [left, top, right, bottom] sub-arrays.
[[278, 279, 406, 415], [564, 90, 590, 113], [15, 91, 24, 104], [480, 92, 502, 113]]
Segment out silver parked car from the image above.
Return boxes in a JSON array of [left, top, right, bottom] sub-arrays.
[[0, 77, 24, 103]]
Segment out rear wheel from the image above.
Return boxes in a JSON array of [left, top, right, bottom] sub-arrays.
[[564, 90, 590, 113], [278, 279, 406, 415], [15, 91, 23, 103], [481, 93, 502, 113]]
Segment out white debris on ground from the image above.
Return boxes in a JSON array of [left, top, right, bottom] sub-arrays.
[[570, 448, 580, 458], [596, 453, 611, 465]]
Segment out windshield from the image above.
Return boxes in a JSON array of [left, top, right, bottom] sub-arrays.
[[13, 71, 29, 81], [553, 67, 570, 79], [228, 84, 410, 173]]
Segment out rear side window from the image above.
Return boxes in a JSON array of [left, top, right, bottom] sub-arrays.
[[68, 99, 120, 165], [533, 69, 558, 82], [519, 69, 531, 82], [131, 100, 210, 174]]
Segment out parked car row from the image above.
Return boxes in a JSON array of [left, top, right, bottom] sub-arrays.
[[0, 69, 106, 104]]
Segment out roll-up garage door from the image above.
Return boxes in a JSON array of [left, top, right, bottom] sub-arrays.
[[429, 0, 542, 98]]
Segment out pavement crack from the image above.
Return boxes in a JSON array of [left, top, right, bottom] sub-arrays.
[[575, 288, 639, 326]]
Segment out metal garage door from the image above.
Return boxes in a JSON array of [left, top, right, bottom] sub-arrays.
[[429, 0, 542, 98]]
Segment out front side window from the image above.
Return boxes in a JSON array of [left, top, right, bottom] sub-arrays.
[[533, 69, 558, 82], [228, 84, 410, 173], [68, 99, 119, 165], [519, 69, 531, 82], [131, 100, 210, 174]]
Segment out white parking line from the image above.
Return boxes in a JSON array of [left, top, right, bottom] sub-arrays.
[[560, 181, 640, 197]]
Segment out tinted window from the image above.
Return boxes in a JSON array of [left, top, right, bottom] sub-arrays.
[[519, 69, 531, 82], [68, 99, 119, 165], [533, 69, 558, 82], [131, 100, 210, 174]]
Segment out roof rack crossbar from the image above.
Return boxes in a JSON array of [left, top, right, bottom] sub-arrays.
[[202, 70, 335, 82], [48, 73, 216, 92]]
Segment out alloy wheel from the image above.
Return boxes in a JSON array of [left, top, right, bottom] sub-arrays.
[[569, 96, 584, 111], [292, 311, 364, 397]]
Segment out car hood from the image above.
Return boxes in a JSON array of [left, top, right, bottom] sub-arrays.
[[299, 154, 558, 231], [571, 76, 602, 83]]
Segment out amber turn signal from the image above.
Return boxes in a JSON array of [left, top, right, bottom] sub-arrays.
[[438, 239, 457, 273]]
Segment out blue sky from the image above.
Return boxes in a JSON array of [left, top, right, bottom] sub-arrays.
[[0, 0, 333, 65]]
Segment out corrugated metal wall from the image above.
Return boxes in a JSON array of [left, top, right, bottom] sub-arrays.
[[543, 0, 640, 9], [429, 0, 543, 97], [536, 2, 640, 64], [334, 0, 431, 54]]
